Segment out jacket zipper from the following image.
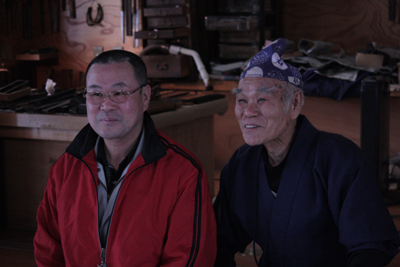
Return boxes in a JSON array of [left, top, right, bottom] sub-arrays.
[[73, 157, 109, 267], [97, 168, 141, 266], [73, 153, 146, 266], [98, 248, 106, 267]]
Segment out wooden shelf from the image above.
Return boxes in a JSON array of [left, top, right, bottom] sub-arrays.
[[16, 52, 58, 61]]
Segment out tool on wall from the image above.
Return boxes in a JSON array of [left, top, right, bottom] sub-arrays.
[[12, 0, 20, 31], [1, 0, 10, 36], [62, 0, 66, 11], [22, 0, 33, 39], [86, 0, 104, 26], [133, 0, 137, 47], [135, 0, 140, 47], [54, 0, 60, 33], [389, 0, 396, 21], [398, 0, 400, 24], [124, 0, 133, 37], [40, 0, 45, 33], [121, 0, 125, 43], [48, 0, 53, 34], [9, 0, 15, 31], [68, 0, 76, 18]]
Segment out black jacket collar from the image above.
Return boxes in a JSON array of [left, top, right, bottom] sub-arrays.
[[66, 111, 167, 165]]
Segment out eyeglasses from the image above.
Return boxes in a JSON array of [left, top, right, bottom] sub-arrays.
[[84, 84, 146, 105]]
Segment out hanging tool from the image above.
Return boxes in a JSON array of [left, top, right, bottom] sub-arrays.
[[389, 0, 396, 21], [9, 0, 15, 31], [132, 0, 136, 47], [135, 0, 141, 47], [13, 0, 20, 31], [61, 0, 66, 11], [398, 0, 400, 24], [40, 0, 45, 33], [1, 0, 10, 36], [86, 1, 104, 26], [121, 0, 125, 43], [125, 0, 133, 36], [22, 0, 33, 39], [48, 0, 53, 34], [68, 0, 76, 18], [54, 0, 60, 33]]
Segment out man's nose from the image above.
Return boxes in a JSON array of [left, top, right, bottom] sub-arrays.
[[100, 94, 117, 109], [244, 102, 259, 116]]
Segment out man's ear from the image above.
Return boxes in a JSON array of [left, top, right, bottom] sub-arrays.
[[290, 90, 303, 119], [142, 84, 152, 112]]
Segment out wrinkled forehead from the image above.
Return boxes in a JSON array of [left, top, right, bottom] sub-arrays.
[[234, 77, 286, 95]]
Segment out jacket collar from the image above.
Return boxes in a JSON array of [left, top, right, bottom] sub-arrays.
[[66, 111, 166, 165]]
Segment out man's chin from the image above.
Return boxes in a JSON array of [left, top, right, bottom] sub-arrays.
[[243, 137, 263, 147]]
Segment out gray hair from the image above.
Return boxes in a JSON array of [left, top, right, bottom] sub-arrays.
[[281, 82, 304, 112], [232, 81, 304, 113]]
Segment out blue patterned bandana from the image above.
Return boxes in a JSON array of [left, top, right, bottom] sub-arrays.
[[240, 38, 304, 89]]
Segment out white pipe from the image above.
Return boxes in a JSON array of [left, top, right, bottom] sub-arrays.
[[169, 45, 209, 87]]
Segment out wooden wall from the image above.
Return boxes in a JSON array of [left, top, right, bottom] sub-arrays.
[[1, 0, 142, 89], [1, 0, 400, 88], [282, 0, 400, 54]]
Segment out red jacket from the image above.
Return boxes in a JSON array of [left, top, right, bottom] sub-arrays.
[[34, 112, 217, 266]]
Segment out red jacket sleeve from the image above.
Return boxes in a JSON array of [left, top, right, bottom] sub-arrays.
[[34, 166, 65, 266], [160, 163, 217, 266]]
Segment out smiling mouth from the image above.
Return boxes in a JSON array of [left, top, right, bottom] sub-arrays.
[[244, 124, 259, 129]]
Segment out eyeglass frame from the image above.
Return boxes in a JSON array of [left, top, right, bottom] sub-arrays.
[[83, 84, 147, 104]]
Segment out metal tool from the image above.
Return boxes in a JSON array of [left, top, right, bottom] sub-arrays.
[[0, 80, 29, 94], [398, 0, 400, 24], [14, 0, 20, 31], [22, 0, 33, 39], [121, 0, 125, 43], [86, 1, 104, 26], [124, 0, 133, 36], [135, 0, 140, 47], [389, 0, 396, 21], [9, 0, 15, 31], [40, 0, 45, 33], [68, 0, 76, 18], [132, 0, 136, 47], [1, 0, 10, 36], [54, 0, 60, 33], [48, 0, 53, 34]]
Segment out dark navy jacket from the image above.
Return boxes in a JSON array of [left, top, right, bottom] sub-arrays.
[[214, 115, 400, 267]]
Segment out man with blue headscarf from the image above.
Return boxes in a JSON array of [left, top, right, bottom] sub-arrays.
[[213, 38, 400, 267]]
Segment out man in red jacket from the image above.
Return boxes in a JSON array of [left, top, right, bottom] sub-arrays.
[[34, 50, 217, 266]]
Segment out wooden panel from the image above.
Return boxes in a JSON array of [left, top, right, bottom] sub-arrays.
[[214, 91, 245, 171], [283, 0, 400, 54], [147, 16, 188, 28], [135, 28, 190, 39], [160, 116, 215, 199], [143, 6, 187, 17], [2, 139, 69, 231], [146, 0, 186, 6]]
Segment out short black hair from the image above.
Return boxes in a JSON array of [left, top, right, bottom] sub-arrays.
[[85, 50, 147, 86]]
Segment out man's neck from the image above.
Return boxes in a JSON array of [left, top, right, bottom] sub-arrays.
[[104, 136, 139, 169], [265, 120, 297, 167]]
